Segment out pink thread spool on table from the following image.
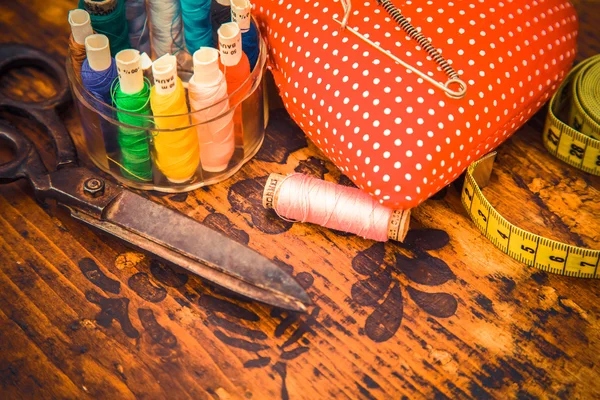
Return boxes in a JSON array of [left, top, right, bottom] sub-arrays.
[[263, 173, 411, 242]]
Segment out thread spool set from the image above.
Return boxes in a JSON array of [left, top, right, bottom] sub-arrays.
[[66, 0, 267, 191]]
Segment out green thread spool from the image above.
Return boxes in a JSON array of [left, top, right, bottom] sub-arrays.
[[112, 79, 153, 181]]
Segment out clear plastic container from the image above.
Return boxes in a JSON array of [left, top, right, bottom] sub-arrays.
[[66, 33, 268, 192]]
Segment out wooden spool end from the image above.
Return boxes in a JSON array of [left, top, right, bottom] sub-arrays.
[[387, 209, 411, 243]]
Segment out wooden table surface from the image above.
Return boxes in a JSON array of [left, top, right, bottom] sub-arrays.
[[1, 1, 599, 399]]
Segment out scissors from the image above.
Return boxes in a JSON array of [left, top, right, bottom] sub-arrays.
[[0, 43, 310, 312]]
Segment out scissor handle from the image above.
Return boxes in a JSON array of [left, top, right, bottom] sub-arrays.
[[0, 43, 70, 109], [0, 43, 76, 168], [0, 120, 50, 192]]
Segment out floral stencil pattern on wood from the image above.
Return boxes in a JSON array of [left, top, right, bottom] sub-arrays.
[[351, 229, 457, 342]]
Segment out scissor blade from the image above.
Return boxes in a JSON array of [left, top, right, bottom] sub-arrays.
[[71, 191, 310, 312]]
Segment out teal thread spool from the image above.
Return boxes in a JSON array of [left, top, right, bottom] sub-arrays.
[[181, 0, 212, 55], [80, 0, 130, 56]]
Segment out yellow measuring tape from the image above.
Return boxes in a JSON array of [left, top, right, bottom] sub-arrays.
[[461, 55, 600, 278]]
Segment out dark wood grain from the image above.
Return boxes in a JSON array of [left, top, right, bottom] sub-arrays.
[[0, 1, 599, 399]]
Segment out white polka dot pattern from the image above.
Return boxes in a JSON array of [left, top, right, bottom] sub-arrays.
[[253, 0, 578, 208]]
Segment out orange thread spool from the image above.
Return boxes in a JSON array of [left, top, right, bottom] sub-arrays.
[[69, 35, 87, 78], [221, 53, 250, 146], [68, 9, 94, 78]]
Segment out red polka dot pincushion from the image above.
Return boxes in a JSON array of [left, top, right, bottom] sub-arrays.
[[252, 0, 578, 208]]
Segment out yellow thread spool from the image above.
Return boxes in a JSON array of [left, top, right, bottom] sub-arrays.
[[150, 55, 200, 182]]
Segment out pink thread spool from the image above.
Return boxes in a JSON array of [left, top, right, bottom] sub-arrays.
[[262, 173, 411, 242], [188, 47, 235, 172]]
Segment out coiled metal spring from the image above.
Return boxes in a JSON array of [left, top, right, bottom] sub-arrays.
[[377, 0, 459, 80]]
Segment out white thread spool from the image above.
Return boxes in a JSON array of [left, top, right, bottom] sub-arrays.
[[115, 49, 144, 94], [231, 0, 251, 32], [218, 22, 242, 67], [69, 9, 93, 45], [193, 47, 221, 85], [85, 34, 112, 72], [152, 54, 178, 95], [147, 0, 185, 59]]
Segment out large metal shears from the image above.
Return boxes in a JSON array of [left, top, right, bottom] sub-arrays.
[[0, 43, 310, 312]]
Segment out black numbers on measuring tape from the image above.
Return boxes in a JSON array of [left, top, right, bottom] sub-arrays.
[[570, 144, 584, 159], [547, 129, 559, 145], [497, 230, 508, 240], [477, 209, 487, 222], [596, 155, 600, 166], [549, 255, 565, 263], [573, 118, 583, 132], [464, 187, 473, 202], [521, 245, 535, 254], [580, 261, 595, 267]]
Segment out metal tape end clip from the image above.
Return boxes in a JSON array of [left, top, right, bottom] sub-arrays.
[[472, 152, 497, 188]]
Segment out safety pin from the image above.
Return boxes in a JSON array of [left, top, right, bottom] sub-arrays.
[[333, 18, 467, 99], [339, 0, 352, 29]]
